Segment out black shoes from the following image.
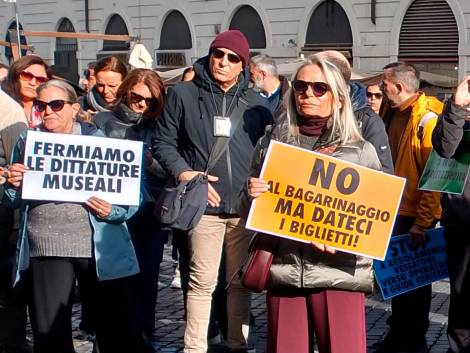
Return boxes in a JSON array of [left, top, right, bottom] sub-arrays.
[[371, 334, 428, 353]]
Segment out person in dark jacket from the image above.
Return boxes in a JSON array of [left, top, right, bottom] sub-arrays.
[[316, 50, 394, 174], [249, 54, 290, 114], [94, 68, 168, 351], [153, 30, 271, 353], [79, 56, 127, 114], [5, 79, 141, 353], [431, 75, 470, 353], [0, 89, 30, 353]]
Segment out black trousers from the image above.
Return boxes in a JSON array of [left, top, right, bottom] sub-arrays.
[[0, 204, 28, 351], [388, 215, 433, 345], [29, 257, 141, 353], [444, 226, 470, 353], [127, 203, 168, 335]]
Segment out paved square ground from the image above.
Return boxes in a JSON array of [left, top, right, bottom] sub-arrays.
[[65, 244, 450, 353]]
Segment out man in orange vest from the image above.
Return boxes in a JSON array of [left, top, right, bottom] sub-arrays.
[[374, 62, 443, 353]]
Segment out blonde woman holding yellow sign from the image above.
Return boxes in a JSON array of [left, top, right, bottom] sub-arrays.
[[242, 55, 381, 353]]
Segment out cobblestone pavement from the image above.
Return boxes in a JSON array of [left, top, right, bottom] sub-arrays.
[[67, 244, 451, 353]]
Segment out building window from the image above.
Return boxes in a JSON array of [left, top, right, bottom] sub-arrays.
[[102, 14, 129, 52], [399, 0, 458, 59], [4, 20, 27, 63], [303, 0, 353, 59], [229, 5, 266, 49], [54, 18, 79, 84], [159, 11, 192, 50], [56, 18, 77, 52]]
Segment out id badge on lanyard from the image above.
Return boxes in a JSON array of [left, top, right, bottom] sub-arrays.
[[213, 116, 231, 137]]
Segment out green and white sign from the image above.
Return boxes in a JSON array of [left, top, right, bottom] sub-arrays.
[[419, 131, 470, 194]]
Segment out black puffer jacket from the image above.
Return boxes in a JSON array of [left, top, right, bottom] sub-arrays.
[[94, 104, 167, 202], [153, 56, 272, 215], [350, 82, 394, 174], [432, 100, 470, 228]]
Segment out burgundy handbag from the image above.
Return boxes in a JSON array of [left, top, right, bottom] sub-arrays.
[[240, 233, 278, 293]]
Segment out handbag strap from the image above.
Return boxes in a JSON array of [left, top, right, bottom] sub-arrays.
[[204, 97, 248, 174]]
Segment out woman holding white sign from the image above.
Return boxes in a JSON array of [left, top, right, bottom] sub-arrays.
[[4, 80, 142, 353], [93, 68, 168, 349], [243, 55, 382, 353]]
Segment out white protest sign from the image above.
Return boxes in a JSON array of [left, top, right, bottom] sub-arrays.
[[22, 130, 143, 206]]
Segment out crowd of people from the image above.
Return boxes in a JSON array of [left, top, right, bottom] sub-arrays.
[[0, 29, 469, 353]]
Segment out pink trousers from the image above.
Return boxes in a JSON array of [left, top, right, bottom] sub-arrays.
[[267, 289, 366, 353]]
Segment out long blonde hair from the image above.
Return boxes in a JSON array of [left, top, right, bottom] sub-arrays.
[[283, 55, 363, 144]]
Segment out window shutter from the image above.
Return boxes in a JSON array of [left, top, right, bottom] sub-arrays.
[[399, 0, 458, 58]]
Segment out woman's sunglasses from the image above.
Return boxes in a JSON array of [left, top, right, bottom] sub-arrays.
[[129, 92, 157, 106], [292, 80, 330, 97], [212, 48, 241, 64], [20, 71, 49, 84], [34, 99, 73, 113], [366, 92, 384, 99]]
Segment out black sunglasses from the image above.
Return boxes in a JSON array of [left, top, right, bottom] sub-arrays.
[[292, 80, 330, 97], [212, 48, 241, 64], [366, 92, 383, 99], [34, 99, 73, 113], [128, 92, 157, 106]]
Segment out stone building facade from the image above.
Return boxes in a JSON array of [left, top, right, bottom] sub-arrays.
[[1, 0, 469, 81]]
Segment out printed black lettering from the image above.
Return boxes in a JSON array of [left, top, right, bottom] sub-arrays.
[[336, 167, 360, 195], [309, 159, 335, 190]]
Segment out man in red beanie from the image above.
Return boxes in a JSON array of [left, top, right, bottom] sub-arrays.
[[154, 30, 271, 353]]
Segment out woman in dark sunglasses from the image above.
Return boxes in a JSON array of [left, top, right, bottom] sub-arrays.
[[241, 55, 382, 353], [93, 68, 168, 348], [4, 79, 143, 353], [366, 83, 385, 116], [1, 55, 49, 127]]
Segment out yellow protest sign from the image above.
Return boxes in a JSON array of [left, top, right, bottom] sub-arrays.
[[246, 140, 406, 260]]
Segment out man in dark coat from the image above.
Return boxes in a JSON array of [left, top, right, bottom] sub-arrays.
[[153, 30, 271, 353], [317, 50, 394, 174], [432, 75, 470, 353]]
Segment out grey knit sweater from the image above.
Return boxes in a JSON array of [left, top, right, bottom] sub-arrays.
[[25, 123, 93, 258]]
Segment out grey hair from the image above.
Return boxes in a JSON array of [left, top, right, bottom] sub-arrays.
[[282, 54, 363, 144], [36, 79, 78, 103], [383, 62, 420, 93], [36, 79, 92, 122], [250, 54, 278, 77]]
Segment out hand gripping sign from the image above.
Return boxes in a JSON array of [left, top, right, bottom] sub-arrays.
[[246, 141, 406, 260], [21, 130, 143, 206], [373, 227, 448, 300]]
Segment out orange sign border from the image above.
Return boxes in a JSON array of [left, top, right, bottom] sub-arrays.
[[246, 140, 406, 260]]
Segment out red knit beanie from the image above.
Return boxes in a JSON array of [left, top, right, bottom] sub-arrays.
[[209, 30, 250, 67]]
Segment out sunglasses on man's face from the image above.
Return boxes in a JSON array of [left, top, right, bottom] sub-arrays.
[[292, 80, 330, 97], [366, 92, 383, 99], [34, 99, 72, 113], [20, 71, 49, 84], [212, 49, 242, 64], [128, 92, 157, 106]]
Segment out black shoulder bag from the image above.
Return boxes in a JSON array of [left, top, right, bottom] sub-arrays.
[[154, 98, 247, 231]]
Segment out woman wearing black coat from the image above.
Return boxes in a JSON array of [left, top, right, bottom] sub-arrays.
[[94, 69, 167, 351]]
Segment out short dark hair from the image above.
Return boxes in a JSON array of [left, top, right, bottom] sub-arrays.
[[83, 61, 97, 79], [383, 61, 420, 93], [94, 56, 128, 80]]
